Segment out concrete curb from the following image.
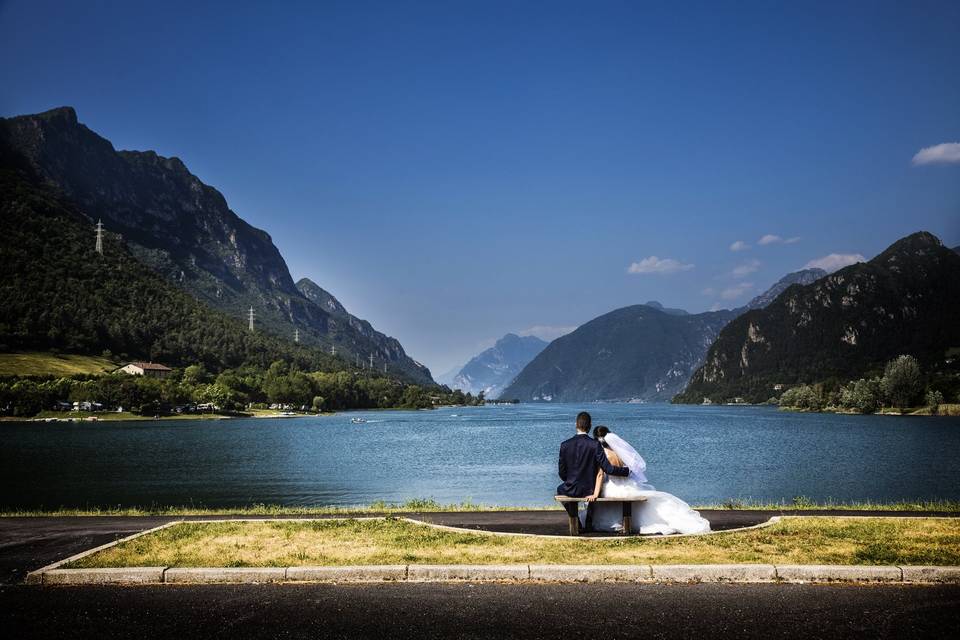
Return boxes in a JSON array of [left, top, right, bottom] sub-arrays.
[[775, 564, 902, 583], [27, 563, 960, 585], [529, 564, 653, 582], [164, 567, 287, 584], [652, 564, 777, 583], [901, 566, 960, 583], [42, 567, 166, 585], [285, 565, 407, 582], [407, 564, 530, 581]]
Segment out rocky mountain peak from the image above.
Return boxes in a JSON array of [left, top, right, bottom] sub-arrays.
[[744, 268, 827, 310], [296, 278, 348, 316]]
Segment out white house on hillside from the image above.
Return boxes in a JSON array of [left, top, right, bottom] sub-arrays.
[[117, 362, 173, 379]]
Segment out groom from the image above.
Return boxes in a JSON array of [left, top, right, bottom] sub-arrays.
[[557, 411, 629, 533]]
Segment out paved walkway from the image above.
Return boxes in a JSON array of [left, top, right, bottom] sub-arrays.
[[1, 510, 955, 584], [4, 582, 959, 639]]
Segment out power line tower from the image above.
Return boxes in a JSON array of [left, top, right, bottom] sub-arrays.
[[294, 328, 300, 344], [383, 362, 387, 374], [94, 219, 104, 255], [368, 354, 374, 370], [330, 344, 336, 357], [247, 307, 255, 332]]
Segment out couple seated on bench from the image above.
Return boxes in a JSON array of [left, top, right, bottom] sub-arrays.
[[556, 411, 709, 535]]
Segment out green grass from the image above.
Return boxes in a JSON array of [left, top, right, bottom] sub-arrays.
[[4, 498, 958, 517], [700, 498, 960, 511], [0, 499, 560, 517], [64, 516, 960, 568], [0, 352, 117, 376]]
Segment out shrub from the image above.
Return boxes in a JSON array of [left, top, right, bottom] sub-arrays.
[[881, 355, 922, 410], [839, 377, 882, 413]]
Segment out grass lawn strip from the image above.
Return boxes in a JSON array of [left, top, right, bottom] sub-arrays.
[[63, 516, 960, 569], [4, 499, 960, 517]]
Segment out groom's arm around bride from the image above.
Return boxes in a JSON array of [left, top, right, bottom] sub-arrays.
[[556, 412, 629, 500]]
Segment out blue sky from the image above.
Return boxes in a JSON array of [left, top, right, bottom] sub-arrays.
[[2, 1, 958, 374]]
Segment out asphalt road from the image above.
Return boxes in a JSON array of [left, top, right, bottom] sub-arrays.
[[1, 510, 956, 584], [3, 582, 959, 639]]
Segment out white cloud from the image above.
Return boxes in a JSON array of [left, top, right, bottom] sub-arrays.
[[701, 287, 716, 296], [627, 256, 694, 274], [804, 253, 865, 272], [731, 259, 761, 278], [709, 302, 724, 312], [912, 142, 960, 166], [729, 240, 750, 252], [519, 325, 577, 342], [757, 234, 801, 247], [720, 282, 754, 300]]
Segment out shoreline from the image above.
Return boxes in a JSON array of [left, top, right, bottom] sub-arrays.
[[0, 403, 490, 424], [0, 411, 318, 423], [3, 500, 959, 518], [777, 403, 960, 417]]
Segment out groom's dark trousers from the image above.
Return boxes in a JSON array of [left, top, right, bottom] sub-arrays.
[[557, 434, 629, 531]]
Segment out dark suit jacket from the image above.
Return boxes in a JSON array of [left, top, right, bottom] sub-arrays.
[[557, 433, 629, 497]]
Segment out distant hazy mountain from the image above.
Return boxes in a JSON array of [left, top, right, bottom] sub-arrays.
[[644, 301, 689, 316], [742, 269, 826, 310], [501, 305, 736, 402], [434, 366, 461, 388], [449, 334, 548, 399], [501, 270, 833, 403], [676, 232, 960, 404], [2, 107, 432, 383]]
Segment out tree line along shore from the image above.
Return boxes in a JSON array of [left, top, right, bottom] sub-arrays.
[[0, 358, 484, 420], [773, 354, 960, 416]]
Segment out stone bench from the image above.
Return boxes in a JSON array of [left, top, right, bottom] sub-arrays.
[[554, 496, 646, 535]]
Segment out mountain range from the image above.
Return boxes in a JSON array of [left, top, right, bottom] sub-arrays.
[[675, 232, 960, 403], [500, 271, 828, 402], [446, 333, 547, 398], [2, 107, 432, 384], [0, 126, 344, 372]]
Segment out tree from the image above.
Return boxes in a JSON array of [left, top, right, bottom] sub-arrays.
[[926, 389, 944, 413], [839, 377, 882, 414], [881, 355, 922, 410], [182, 364, 210, 386], [311, 395, 325, 412], [400, 385, 430, 409], [778, 384, 824, 411]]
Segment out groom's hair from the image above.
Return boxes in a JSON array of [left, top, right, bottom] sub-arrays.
[[576, 412, 591, 432]]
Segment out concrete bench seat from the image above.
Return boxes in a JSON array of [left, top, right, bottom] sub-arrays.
[[554, 496, 647, 535]]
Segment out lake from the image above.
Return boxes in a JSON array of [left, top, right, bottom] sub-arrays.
[[2, 403, 959, 510]]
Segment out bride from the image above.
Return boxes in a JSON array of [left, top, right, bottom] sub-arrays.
[[583, 426, 710, 535]]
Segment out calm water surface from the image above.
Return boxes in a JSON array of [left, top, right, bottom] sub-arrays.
[[2, 403, 959, 509]]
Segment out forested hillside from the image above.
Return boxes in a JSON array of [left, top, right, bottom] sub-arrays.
[[0, 131, 346, 373], [675, 232, 960, 404], [2, 107, 432, 383]]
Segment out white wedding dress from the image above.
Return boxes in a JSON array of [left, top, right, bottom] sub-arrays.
[[580, 433, 710, 535]]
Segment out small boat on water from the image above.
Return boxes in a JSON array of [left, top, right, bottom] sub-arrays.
[[350, 417, 366, 424]]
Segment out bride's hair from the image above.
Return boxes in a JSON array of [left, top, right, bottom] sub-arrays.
[[593, 425, 610, 447]]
